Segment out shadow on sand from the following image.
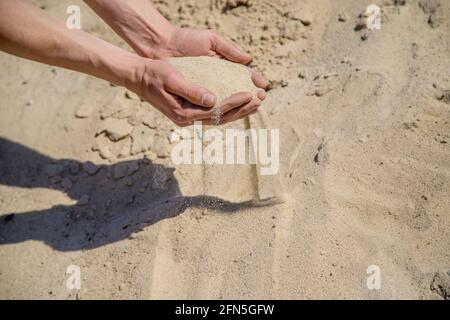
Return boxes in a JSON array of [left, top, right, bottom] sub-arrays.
[[0, 137, 268, 251]]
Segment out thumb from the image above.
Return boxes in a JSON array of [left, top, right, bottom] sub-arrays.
[[167, 75, 217, 108]]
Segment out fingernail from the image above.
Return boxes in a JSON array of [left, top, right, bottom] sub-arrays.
[[258, 90, 267, 100], [257, 75, 268, 88], [202, 93, 216, 107]]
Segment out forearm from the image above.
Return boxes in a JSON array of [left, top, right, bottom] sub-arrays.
[[84, 0, 175, 58], [0, 0, 140, 87]]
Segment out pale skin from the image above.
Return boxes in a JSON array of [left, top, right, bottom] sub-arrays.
[[0, 0, 267, 126]]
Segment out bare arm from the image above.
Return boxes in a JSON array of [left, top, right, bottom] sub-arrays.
[[0, 0, 262, 126], [84, 0, 175, 58], [0, 0, 139, 87], [84, 0, 267, 92]]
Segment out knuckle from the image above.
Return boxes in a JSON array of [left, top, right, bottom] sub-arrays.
[[251, 97, 261, 105], [166, 71, 182, 87], [239, 92, 253, 102], [182, 87, 193, 100], [171, 117, 184, 127], [173, 108, 189, 122], [173, 121, 182, 127]]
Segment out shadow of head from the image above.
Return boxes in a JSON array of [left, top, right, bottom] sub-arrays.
[[0, 137, 268, 251]]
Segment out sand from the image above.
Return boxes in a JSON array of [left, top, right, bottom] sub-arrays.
[[1, 0, 450, 299], [169, 56, 259, 104], [169, 56, 259, 125]]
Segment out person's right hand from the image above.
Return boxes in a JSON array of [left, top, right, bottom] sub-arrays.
[[126, 59, 262, 127]]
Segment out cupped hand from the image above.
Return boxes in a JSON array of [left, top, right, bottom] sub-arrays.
[[146, 27, 268, 93], [126, 58, 262, 127]]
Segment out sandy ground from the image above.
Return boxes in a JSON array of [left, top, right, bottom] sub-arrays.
[[1, 0, 450, 299]]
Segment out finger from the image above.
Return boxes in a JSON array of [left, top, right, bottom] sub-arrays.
[[204, 97, 261, 125], [206, 102, 260, 126], [257, 89, 266, 100], [224, 97, 261, 123], [166, 75, 217, 108], [210, 52, 223, 59], [218, 91, 253, 114], [166, 93, 214, 123], [206, 92, 253, 126], [248, 109, 258, 116], [228, 105, 260, 124], [212, 34, 252, 64], [182, 91, 254, 126], [251, 69, 268, 89]]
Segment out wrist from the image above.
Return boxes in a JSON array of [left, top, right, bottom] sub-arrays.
[[129, 16, 178, 59], [85, 0, 177, 59], [106, 50, 145, 90], [86, 36, 144, 89]]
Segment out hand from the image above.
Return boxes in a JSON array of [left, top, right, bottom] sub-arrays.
[[84, 0, 267, 123], [145, 27, 268, 94], [149, 27, 251, 63], [126, 58, 262, 127]]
